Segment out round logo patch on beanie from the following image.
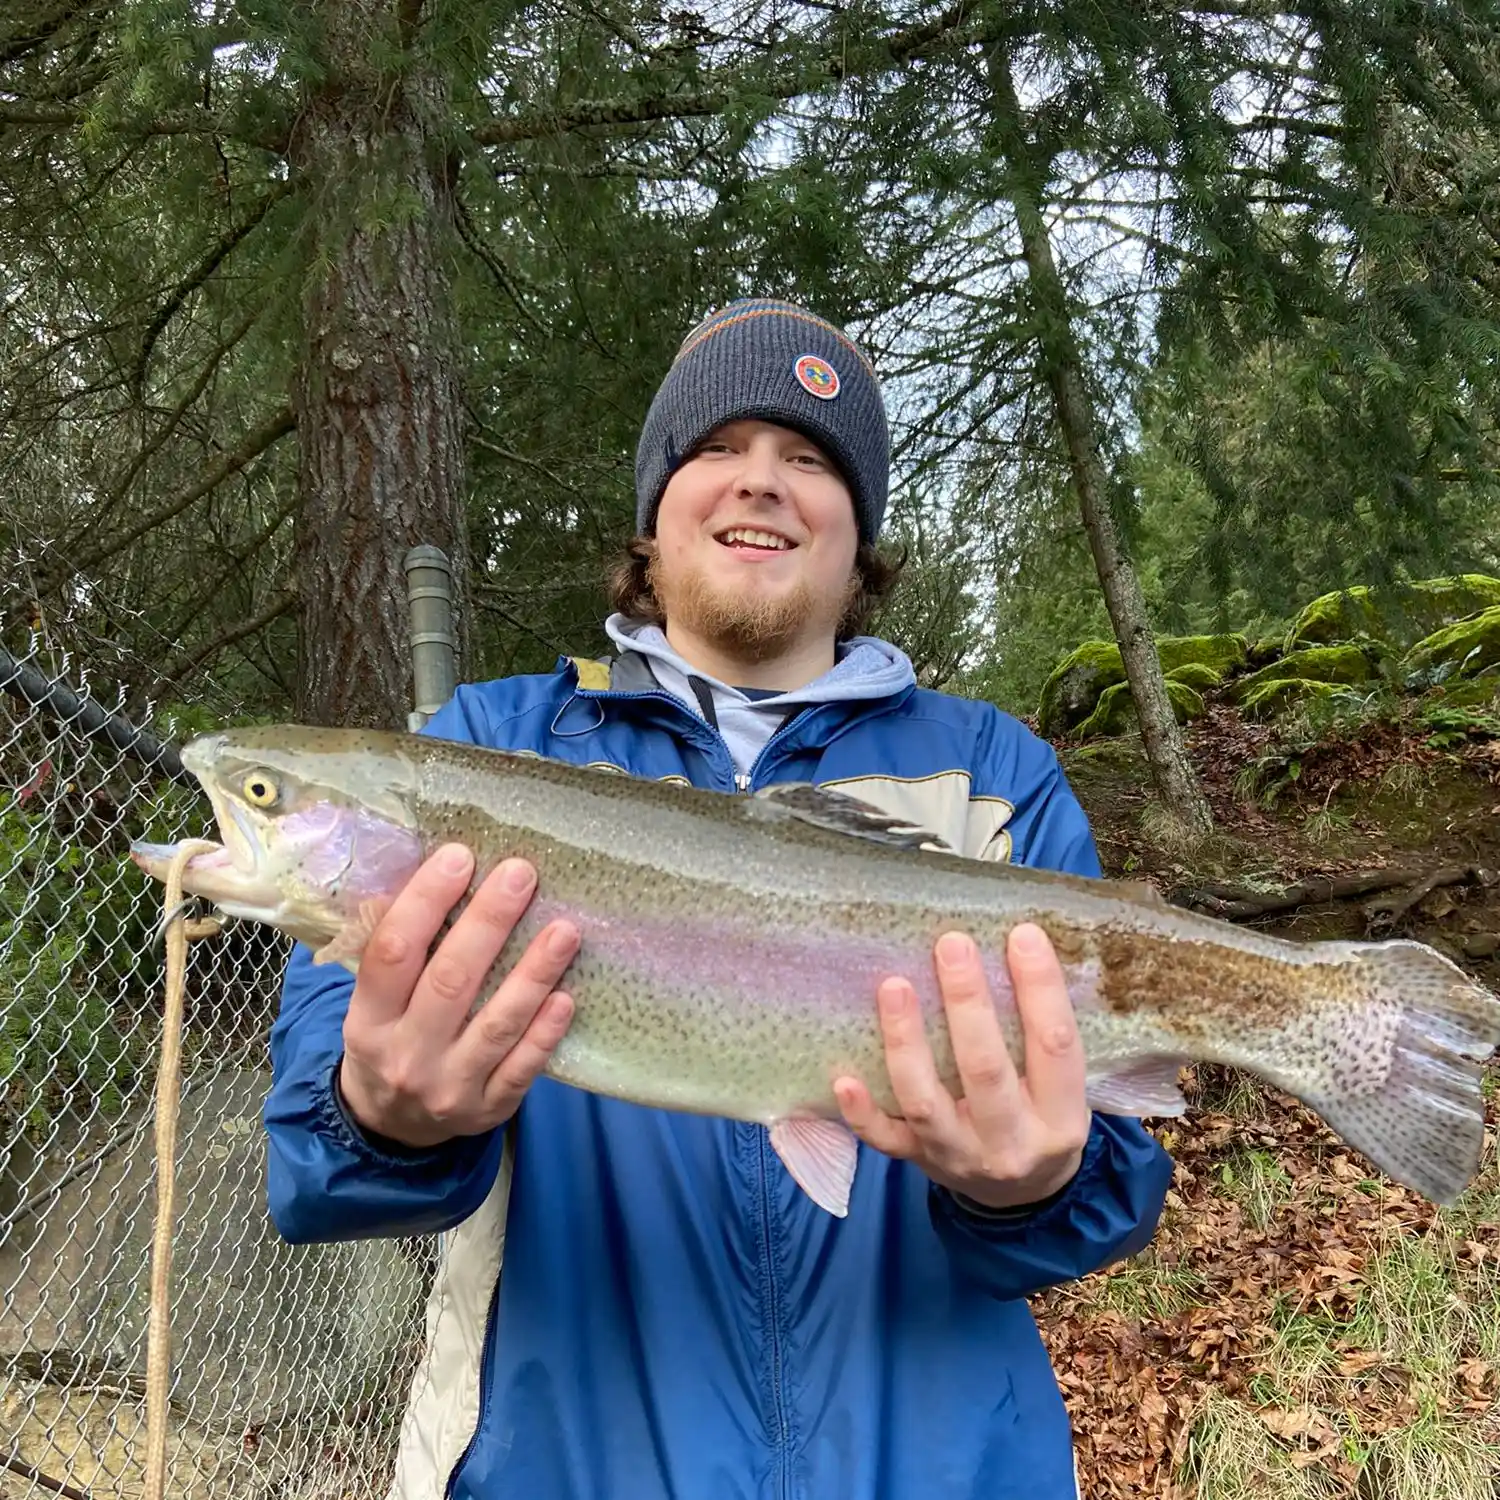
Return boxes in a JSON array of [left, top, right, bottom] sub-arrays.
[[793, 353, 840, 400]]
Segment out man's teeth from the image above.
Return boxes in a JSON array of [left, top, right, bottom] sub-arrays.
[[720, 528, 791, 550]]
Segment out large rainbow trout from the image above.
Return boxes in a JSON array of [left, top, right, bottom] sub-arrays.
[[130, 726, 1500, 1216]]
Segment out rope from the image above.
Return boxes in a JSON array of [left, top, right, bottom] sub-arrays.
[[143, 841, 222, 1500]]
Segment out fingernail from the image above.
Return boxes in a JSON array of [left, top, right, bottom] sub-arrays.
[[546, 922, 578, 959], [439, 846, 471, 876], [879, 979, 909, 1015], [1011, 923, 1049, 958], [935, 932, 971, 970], [501, 859, 535, 894]]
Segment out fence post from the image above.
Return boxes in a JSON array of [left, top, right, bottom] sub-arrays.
[[404, 545, 458, 731]]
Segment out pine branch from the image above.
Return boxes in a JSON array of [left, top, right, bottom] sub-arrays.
[[161, 491, 299, 643], [453, 196, 546, 333], [155, 589, 298, 690], [0, 0, 109, 68], [0, 98, 284, 151], [100, 302, 268, 532], [469, 1, 992, 147], [46, 407, 296, 585], [131, 182, 295, 391]]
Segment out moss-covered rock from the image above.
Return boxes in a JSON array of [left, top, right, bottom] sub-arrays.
[[1286, 575, 1500, 652], [1232, 645, 1377, 704], [1238, 677, 1346, 720], [1247, 634, 1286, 668], [1075, 677, 1205, 738], [1166, 661, 1224, 692], [1037, 641, 1123, 737], [1038, 634, 1247, 736], [1401, 606, 1500, 686]]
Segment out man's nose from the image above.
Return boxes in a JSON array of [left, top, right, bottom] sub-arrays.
[[733, 440, 785, 499]]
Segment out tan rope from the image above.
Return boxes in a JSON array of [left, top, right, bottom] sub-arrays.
[[144, 841, 222, 1500]]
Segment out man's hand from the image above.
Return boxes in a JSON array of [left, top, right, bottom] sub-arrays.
[[834, 923, 1091, 1212], [337, 845, 578, 1150]]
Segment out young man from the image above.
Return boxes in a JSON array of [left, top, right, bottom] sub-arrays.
[[264, 299, 1174, 1500]]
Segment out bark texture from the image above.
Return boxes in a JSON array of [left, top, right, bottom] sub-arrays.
[[289, 0, 469, 728], [987, 49, 1213, 834]]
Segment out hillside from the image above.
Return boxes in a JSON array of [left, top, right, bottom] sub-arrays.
[[1036, 675, 1500, 1499]]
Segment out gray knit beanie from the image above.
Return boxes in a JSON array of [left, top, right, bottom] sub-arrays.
[[635, 299, 889, 544]]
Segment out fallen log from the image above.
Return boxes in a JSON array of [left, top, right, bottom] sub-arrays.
[[1169, 865, 1493, 925]]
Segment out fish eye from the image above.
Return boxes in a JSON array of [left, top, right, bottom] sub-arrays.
[[242, 771, 279, 808]]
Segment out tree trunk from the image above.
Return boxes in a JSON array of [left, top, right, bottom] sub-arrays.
[[986, 50, 1213, 834], [288, 0, 470, 729]]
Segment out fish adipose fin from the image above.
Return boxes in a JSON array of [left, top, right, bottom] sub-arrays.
[[769, 1117, 860, 1217], [1296, 941, 1500, 1206], [1086, 1056, 1190, 1116], [748, 783, 951, 852]]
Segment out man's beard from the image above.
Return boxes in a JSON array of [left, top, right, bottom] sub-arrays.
[[645, 544, 860, 665]]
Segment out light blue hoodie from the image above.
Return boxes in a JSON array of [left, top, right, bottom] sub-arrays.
[[604, 613, 915, 780]]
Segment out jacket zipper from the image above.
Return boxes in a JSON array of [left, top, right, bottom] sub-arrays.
[[757, 1129, 793, 1498]]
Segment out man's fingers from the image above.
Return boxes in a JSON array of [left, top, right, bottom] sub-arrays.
[[934, 932, 1025, 1135], [481, 990, 576, 1116], [450, 917, 580, 1079], [348, 844, 476, 1029], [405, 857, 539, 1035], [876, 977, 959, 1141], [1007, 923, 1089, 1136], [834, 1078, 916, 1160]]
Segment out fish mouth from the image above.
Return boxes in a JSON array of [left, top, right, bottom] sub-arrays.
[[129, 778, 281, 919]]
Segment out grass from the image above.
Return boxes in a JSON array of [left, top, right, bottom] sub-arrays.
[[1182, 1388, 1345, 1500], [1092, 1249, 1211, 1320], [1180, 1212, 1500, 1499], [1215, 1146, 1295, 1230]]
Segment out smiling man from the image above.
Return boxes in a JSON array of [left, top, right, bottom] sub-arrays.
[[264, 299, 1174, 1500]]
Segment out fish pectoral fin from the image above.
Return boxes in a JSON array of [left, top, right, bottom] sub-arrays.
[[768, 1117, 860, 1217], [748, 783, 952, 853], [310, 896, 392, 971], [1086, 1057, 1190, 1117]]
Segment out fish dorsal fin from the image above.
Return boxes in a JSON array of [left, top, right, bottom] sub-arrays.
[[748, 782, 954, 852]]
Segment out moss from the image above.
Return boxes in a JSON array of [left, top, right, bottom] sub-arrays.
[[1159, 634, 1250, 676], [1287, 575, 1500, 652], [1232, 645, 1377, 703], [1075, 677, 1205, 738], [1038, 634, 1246, 736], [1401, 606, 1500, 686], [1239, 677, 1345, 719], [1167, 661, 1224, 692]]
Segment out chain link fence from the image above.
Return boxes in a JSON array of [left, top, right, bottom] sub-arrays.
[[0, 631, 438, 1499]]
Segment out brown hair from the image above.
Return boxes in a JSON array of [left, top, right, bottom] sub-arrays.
[[606, 535, 905, 641]]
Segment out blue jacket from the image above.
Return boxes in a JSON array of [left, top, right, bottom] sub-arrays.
[[264, 655, 1173, 1500]]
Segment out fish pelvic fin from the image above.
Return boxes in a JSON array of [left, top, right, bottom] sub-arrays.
[[768, 1117, 859, 1217], [1295, 940, 1500, 1206], [310, 896, 392, 972]]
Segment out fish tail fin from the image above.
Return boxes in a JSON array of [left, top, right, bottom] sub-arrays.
[[1297, 940, 1500, 1206]]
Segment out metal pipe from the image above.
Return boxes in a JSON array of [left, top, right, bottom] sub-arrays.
[[404, 545, 458, 731], [0, 640, 191, 783]]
